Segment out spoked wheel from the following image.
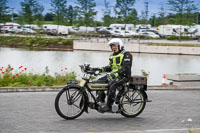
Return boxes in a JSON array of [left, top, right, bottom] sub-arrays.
[[120, 89, 146, 118], [55, 87, 85, 120]]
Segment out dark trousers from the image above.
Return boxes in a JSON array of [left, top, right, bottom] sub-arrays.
[[96, 76, 108, 103], [96, 75, 129, 107]]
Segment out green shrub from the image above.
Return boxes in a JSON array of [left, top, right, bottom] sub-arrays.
[[166, 36, 193, 40], [148, 43, 200, 47], [0, 65, 77, 87]]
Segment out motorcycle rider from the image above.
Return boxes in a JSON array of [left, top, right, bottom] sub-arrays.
[[92, 38, 132, 112]]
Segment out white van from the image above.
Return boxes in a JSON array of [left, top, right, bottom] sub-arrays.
[[158, 25, 187, 36], [56, 26, 69, 35], [43, 25, 69, 35], [43, 24, 58, 31], [24, 24, 40, 29], [1, 22, 21, 33], [77, 26, 96, 33], [109, 24, 135, 32]]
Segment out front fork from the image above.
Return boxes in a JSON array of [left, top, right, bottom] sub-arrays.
[[80, 83, 100, 113]]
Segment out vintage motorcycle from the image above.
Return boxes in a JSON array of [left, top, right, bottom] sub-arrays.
[[55, 64, 151, 120]]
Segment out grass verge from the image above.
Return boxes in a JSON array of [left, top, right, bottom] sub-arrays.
[[0, 36, 73, 49], [148, 43, 200, 47]]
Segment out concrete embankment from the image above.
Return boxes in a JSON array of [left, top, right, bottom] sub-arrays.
[[74, 39, 200, 55], [1, 85, 200, 92]]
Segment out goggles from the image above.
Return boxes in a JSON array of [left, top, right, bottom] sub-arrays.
[[109, 42, 120, 46]]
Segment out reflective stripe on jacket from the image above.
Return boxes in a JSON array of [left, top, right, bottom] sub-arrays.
[[100, 50, 132, 79], [109, 52, 124, 73]]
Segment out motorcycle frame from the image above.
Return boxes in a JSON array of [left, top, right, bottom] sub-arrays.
[[67, 77, 149, 113]]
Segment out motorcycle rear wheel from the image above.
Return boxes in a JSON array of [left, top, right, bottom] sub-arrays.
[[55, 87, 85, 120], [120, 89, 146, 118]]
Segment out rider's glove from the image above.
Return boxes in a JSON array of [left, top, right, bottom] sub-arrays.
[[107, 73, 119, 81]]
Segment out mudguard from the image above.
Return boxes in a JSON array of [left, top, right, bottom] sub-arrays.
[[63, 84, 89, 113], [140, 90, 148, 100], [128, 84, 150, 102]]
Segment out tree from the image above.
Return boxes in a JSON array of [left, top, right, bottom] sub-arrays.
[[159, 5, 167, 25], [138, 10, 146, 24], [70, 6, 79, 26], [13, 13, 19, 21], [103, 0, 111, 16], [0, 0, 9, 23], [35, 4, 44, 26], [114, 0, 136, 23], [20, 0, 44, 24], [44, 13, 55, 21], [75, 0, 97, 26], [167, 0, 198, 25], [149, 14, 156, 27], [197, 12, 200, 24], [102, 0, 113, 26], [50, 0, 68, 25], [124, 9, 137, 24], [151, 5, 169, 26], [68, 5, 74, 25]]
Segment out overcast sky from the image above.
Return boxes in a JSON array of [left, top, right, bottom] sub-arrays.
[[7, 0, 200, 21]]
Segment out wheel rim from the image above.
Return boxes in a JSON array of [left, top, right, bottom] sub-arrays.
[[121, 90, 145, 115], [58, 88, 84, 118]]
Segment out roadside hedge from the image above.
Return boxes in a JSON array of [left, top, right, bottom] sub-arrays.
[[0, 65, 76, 87], [166, 36, 193, 40], [0, 36, 73, 47]]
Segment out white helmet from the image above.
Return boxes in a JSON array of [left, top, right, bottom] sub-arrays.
[[108, 38, 124, 50]]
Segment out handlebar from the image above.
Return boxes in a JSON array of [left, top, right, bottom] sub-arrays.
[[79, 64, 101, 76]]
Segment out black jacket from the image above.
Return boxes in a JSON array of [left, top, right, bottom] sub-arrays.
[[103, 50, 132, 79]]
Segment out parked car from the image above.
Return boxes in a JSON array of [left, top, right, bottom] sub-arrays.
[[139, 29, 162, 37], [96, 27, 113, 34], [66, 26, 78, 33], [20, 28, 36, 34], [24, 24, 40, 30], [120, 30, 139, 37], [139, 32, 160, 38], [110, 30, 122, 37], [48, 29, 57, 35]]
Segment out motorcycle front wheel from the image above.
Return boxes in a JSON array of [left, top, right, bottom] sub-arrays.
[[55, 87, 85, 120], [120, 89, 146, 118]]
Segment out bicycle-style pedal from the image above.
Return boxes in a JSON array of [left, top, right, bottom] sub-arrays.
[[88, 102, 96, 109]]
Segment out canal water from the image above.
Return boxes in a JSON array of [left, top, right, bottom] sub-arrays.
[[1, 47, 200, 85]]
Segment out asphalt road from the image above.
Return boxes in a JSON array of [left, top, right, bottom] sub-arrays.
[[0, 90, 200, 133]]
